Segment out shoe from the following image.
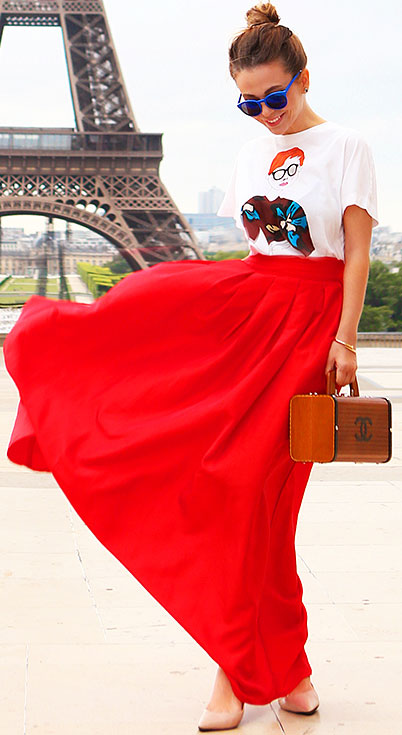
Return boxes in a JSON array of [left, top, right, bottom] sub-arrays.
[[278, 686, 319, 715], [198, 702, 244, 731]]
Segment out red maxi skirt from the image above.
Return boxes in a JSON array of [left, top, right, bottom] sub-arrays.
[[3, 252, 344, 705]]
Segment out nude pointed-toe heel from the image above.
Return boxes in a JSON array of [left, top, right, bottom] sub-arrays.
[[278, 686, 319, 715], [198, 702, 245, 731]]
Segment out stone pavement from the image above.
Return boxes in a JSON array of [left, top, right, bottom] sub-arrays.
[[66, 274, 94, 304], [0, 347, 401, 734]]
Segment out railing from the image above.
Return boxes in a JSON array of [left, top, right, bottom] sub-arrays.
[[1, 0, 60, 12], [0, 129, 163, 154], [1, 327, 402, 347], [0, 1, 103, 15], [357, 332, 402, 347]]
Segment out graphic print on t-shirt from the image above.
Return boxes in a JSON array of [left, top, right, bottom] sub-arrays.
[[218, 124, 379, 260], [267, 147, 305, 192], [240, 146, 315, 256], [241, 196, 315, 256]]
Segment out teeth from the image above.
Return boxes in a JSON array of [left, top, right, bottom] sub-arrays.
[[269, 115, 281, 123]]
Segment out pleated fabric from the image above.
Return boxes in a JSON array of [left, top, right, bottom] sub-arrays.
[[3, 253, 344, 705]]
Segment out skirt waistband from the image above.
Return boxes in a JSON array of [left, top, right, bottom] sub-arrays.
[[242, 254, 344, 282]]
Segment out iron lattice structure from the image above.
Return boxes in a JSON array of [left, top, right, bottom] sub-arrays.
[[0, 0, 203, 269]]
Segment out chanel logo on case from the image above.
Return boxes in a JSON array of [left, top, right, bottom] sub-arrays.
[[354, 416, 373, 442]]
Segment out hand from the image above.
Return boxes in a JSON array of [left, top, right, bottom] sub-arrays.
[[324, 340, 357, 389]]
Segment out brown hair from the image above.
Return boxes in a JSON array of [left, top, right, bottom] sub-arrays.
[[229, 3, 307, 79]]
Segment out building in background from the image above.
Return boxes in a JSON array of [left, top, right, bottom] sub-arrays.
[[0, 227, 116, 276], [185, 212, 247, 253], [2, 222, 401, 264], [370, 226, 402, 263], [198, 187, 225, 215], [184, 185, 246, 252]]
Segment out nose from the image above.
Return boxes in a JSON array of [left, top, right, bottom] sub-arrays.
[[258, 102, 272, 120]]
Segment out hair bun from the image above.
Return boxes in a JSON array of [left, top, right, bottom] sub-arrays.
[[246, 3, 280, 28]]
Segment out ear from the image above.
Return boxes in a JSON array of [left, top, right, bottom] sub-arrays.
[[300, 68, 309, 92]]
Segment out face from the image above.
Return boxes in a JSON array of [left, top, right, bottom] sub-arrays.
[[235, 59, 309, 135], [268, 154, 301, 191]]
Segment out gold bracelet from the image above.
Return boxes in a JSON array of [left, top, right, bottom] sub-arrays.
[[334, 338, 357, 354]]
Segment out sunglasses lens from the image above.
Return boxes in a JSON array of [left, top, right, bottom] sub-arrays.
[[239, 100, 261, 117], [266, 94, 287, 109]]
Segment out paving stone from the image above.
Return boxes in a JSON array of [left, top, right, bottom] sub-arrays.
[[0, 346, 401, 734]]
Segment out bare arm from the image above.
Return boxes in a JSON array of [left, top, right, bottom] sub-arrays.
[[324, 204, 373, 387]]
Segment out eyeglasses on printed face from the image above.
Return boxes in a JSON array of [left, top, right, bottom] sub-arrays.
[[237, 70, 302, 117], [270, 163, 299, 180]]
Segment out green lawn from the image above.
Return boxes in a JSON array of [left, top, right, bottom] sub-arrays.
[[0, 277, 72, 304], [0, 277, 59, 294]]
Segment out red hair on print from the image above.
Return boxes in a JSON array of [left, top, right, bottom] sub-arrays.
[[268, 147, 305, 175]]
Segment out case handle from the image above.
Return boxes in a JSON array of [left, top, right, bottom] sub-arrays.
[[326, 367, 360, 397]]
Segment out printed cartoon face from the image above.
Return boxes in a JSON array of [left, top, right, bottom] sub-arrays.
[[268, 147, 305, 193], [268, 155, 300, 191]]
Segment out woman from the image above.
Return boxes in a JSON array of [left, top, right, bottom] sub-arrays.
[[197, 3, 377, 729], [3, 2, 377, 732]]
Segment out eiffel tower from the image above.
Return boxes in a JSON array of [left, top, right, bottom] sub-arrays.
[[0, 0, 203, 270]]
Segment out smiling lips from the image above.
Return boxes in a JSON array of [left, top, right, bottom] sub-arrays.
[[266, 113, 284, 126]]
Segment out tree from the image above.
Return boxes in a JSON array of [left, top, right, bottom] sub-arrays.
[[358, 304, 394, 332], [362, 260, 402, 331], [365, 260, 397, 311], [104, 256, 132, 274], [203, 250, 249, 261]]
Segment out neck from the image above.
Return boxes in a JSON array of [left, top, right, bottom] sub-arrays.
[[284, 104, 327, 134]]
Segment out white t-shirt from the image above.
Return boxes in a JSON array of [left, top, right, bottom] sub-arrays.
[[217, 121, 378, 261]]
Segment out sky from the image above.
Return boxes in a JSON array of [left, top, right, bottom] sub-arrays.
[[0, 0, 400, 233]]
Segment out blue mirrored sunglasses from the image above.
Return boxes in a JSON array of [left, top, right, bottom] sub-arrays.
[[237, 70, 302, 117]]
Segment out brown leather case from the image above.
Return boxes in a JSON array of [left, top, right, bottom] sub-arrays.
[[289, 369, 392, 463]]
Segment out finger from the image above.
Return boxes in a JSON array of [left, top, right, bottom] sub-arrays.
[[324, 360, 335, 375], [336, 369, 356, 388]]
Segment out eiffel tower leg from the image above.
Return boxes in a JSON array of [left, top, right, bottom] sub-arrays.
[[96, 175, 203, 266], [122, 210, 201, 264]]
